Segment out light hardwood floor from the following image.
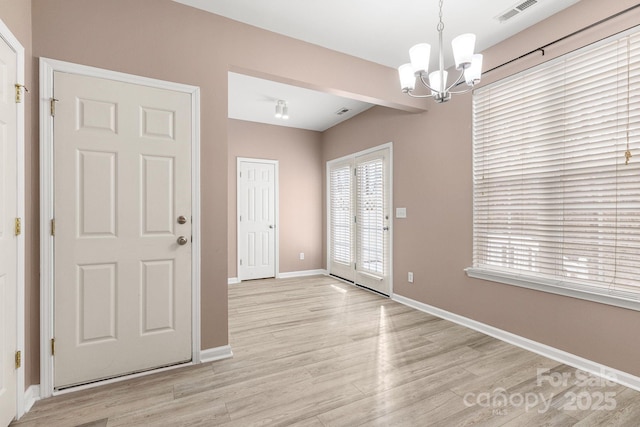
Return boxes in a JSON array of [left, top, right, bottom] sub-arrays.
[[11, 275, 640, 426]]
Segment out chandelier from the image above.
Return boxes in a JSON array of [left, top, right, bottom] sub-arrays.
[[398, 0, 483, 103]]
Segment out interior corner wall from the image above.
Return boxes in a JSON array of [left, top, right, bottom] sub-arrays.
[[228, 119, 323, 279], [321, 0, 640, 377]]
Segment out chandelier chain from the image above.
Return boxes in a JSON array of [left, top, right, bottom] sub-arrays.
[[437, 0, 444, 33]]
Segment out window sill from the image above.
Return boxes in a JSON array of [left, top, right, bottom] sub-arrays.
[[464, 267, 640, 312]]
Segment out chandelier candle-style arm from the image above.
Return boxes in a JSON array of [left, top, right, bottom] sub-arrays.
[[398, 0, 483, 103]]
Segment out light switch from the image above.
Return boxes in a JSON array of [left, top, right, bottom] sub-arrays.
[[396, 207, 407, 218]]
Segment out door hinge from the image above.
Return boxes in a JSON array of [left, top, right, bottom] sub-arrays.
[[240, 259, 243, 266], [15, 84, 28, 103], [50, 98, 59, 116], [15, 217, 21, 236], [239, 215, 242, 222], [51, 219, 55, 236], [15, 350, 21, 369], [51, 338, 56, 356]]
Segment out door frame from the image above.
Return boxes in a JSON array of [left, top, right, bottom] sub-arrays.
[[0, 17, 26, 421], [39, 57, 201, 398], [326, 142, 393, 296], [236, 157, 279, 281]]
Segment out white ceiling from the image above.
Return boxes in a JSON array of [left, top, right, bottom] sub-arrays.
[[177, 0, 582, 131]]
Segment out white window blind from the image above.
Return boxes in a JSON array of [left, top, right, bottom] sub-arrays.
[[330, 164, 352, 266], [470, 29, 640, 308], [357, 158, 385, 275]]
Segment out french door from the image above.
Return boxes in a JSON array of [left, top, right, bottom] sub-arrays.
[[328, 145, 391, 295]]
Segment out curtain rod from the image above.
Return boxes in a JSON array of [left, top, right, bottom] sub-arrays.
[[484, 3, 640, 76]]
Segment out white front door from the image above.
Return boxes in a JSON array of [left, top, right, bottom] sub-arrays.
[[0, 33, 18, 427], [238, 159, 277, 281], [327, 145, 392, 296], [53, 71, 193, 389]]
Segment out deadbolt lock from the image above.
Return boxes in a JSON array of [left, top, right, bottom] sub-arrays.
[[177, 215, 187, 224]]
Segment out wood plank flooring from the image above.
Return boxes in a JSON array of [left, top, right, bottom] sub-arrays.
[[11, 275, 640, 426]]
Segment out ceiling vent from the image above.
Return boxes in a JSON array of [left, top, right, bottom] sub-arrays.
[[496, 0, 538, 22], [335, 107, 350, 116]]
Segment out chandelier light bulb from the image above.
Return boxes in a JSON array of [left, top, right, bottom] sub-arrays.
[[452, 33, 476, 69], [409, 43, 431, 75], [464, 54, 483, 85], [398, 63, 416, 92]]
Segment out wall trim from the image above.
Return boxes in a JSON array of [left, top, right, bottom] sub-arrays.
[[228, 277, 240, 285], [200, 345, 234, 364], [39, 57, 202, 397], [23, 385, 39, 414], [278, 269, 328, 279], [392, 293, 640, 392]]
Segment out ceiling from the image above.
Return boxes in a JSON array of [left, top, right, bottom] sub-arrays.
[[176, 0, 582, 131]]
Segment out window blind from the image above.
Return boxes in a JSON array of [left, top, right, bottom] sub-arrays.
[[356, 157, 385, 276], [471, 29, 640, 304], [330, 164, 352, 266]]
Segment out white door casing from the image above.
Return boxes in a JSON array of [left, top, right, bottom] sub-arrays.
[[237, 158, 278, 281], [40, 58, 201, 396], [0, 30, 18, 427], [327, 144, 392, 296]]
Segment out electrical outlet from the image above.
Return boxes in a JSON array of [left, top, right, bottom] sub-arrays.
[[408, 272, 414, 283], [299, 252, 305, 260]]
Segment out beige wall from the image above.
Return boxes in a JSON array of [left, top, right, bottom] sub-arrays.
[[322, 0, 640, 376], [228, 119, 323, 277]]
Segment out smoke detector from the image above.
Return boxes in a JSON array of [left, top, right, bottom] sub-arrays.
[[335, 107, 350, 116], [496, 0, 539, 23]]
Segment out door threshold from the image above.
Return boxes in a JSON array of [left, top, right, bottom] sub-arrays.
[[53, 360, 193, 396]]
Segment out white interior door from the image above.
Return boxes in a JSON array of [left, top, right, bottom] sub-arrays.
[[0, 34, 18, 427], [327, 146, 391, 295], [238, 159, 277, 281], [53, 71, 193, 389]]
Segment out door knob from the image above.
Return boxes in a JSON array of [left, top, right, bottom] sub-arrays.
[[177, 236, 188, 245], [269, 225, 274, 229]]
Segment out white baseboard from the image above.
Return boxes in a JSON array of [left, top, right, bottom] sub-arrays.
[[200, 345, 233, 363], [228, 277, 240, 285], [392, 293, 640, 393], [278, 269, 328, 279], [23, 384, 39, 415]]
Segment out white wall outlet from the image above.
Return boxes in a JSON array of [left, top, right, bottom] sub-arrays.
[[299, 252, 305, 260], [408, 272, 414, 283]]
